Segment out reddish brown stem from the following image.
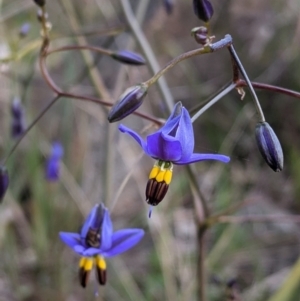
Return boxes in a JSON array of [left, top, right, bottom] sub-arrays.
[[39, 50, 163, 126], [236, 79, 300, 99]]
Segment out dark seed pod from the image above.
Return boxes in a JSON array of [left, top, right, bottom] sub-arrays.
[[255, 122, 284, 172], [111, 50, 146, 66], [33, 0, 45, 7], [191, 26, 208, 45], [146, 178, 169, 206], [108, 84, 148, 122], [193, 0, 214, 22], [0, 166, 9, 202]]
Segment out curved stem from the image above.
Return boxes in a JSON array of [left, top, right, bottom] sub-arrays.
[[39, 51, 163, 125], [144, 35, 233, 88], [228, 45, 265, 122]]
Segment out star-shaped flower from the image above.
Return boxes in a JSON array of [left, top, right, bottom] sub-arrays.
[[59, 204, 144, 287], [119, 102, 230, 207]]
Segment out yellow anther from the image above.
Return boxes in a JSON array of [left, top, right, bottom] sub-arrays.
[[156, 170, 166, 182], [84, 258, 94, 271], [96, 255, 107, 270], [79, 257, 86, 268], [164, 169, 173, 185], [149, 166, 159, 179]]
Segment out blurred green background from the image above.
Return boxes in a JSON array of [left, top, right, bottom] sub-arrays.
[[0, 0, 300, 300]]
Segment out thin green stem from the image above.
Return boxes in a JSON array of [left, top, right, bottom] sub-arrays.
[[144, 35, 233, 89], [191, 82, 237, 123], [228, 45, 265, 122]]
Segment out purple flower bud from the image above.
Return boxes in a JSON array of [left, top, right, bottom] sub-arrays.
[[33, 0, 45, 7], [111, 50, 146, 66], [19, 23, 31, 38], [191, 26, 208, 45], [108, 84, 148, 123], [193, 0, 214, 22], [255, 122, 283, 172], [0, 166, 9, 202], [163, 0, 174, 14], [11, 98, 26, 138], [45, 142, 64, 181]]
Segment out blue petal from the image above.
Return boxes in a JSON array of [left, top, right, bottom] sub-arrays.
[[45, 158, 60, 181], [118, 124, 150, 155], [59, 232, 81, 249], [51, 142, 64, 159], [100, 207, 113, 251], [147, 132, 182, 161], [83, 247, 102, 257], [102, 229, 144, 257], [175, 153, 230, 165], [80, 204, 103, 239], [146, 103, 186, 160], [173, 107, 194, 161], [74, 245, 86, 255], [165, 102, 182, 123]]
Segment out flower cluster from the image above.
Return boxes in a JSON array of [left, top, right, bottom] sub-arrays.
[[2, 0, 287, 296]]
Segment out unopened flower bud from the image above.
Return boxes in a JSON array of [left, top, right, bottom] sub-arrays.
[[33, 0, 45, 7], [0, 166, 9, 202], [255, 122, 284, 172], [108, 84, 148, 122], [193, 0, 214, 22], [191, 26, 208, 45], [111, 50, 146, 66]]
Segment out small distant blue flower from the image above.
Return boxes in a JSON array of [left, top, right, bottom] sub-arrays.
[[0, 165, 9, 203], [11, 97, 26, 139], [45, 142, 64, 181], [119, 102, 230, 207], [60, 204, 144, 287], [19, 23, 31, 38]]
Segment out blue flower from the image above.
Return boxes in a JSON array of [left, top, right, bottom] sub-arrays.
[[45, 142, 64, 181], [59, 204, 144, 287], [11, 97, 26, 139], [119, 102, 230, 207]]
